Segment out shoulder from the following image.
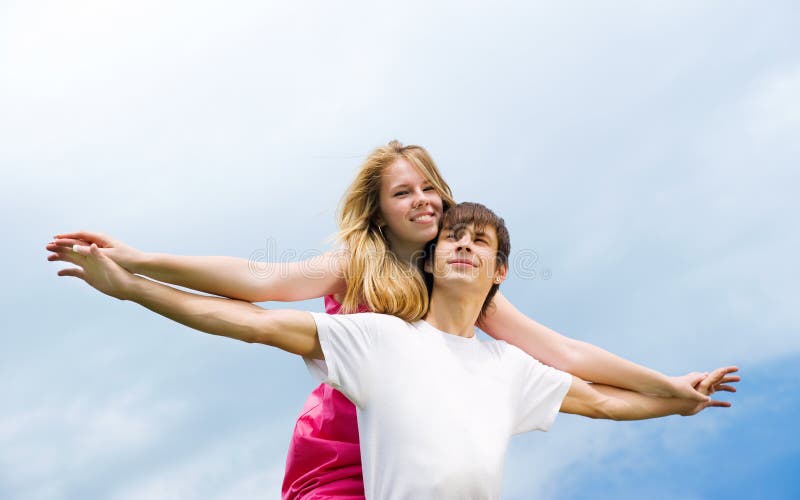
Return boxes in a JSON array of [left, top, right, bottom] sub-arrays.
[[361, 312, 412, 331], [313, 311, 407, 331], [494, 339, 548, 370]]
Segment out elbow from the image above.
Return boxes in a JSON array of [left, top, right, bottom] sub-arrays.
[[549, 338, 584, 374], [248, 310, 277, 345]]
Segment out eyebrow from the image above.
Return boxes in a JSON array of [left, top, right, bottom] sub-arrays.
[[443, 226, 495, 240], [389, 181, 433, 191]]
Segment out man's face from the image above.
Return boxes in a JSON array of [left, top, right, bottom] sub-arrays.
[[427, 222, 507, 291]]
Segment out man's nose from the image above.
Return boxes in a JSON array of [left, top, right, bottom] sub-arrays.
[[456, 235, 473, 251]]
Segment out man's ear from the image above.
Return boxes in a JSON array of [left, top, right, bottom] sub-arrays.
[[493, 264, 508, 285]]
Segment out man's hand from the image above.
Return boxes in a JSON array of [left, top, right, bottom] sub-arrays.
[[678, 366, 740, 416], [55, 243, 137, 300], [47, 231, 142, 272]]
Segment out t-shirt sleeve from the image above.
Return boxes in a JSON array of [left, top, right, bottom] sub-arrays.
[[506, 345, 573, 434], [303, 312, 377, 408]]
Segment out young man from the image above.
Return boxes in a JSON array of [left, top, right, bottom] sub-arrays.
[[57, 202, 737, 500]]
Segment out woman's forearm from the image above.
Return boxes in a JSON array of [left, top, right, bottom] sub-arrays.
[[132, 251, 345, 303], [481, 293, 676, 397], [564, 339, 673, 397], [133, 253, 267, 302]]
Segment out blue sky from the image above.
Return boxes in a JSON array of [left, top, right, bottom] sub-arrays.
[[2, 1, 798, 499]]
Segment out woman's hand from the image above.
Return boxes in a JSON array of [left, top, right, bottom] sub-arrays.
[[56, 243, 138, 300], [666, 368, 740, 402], [47, 231, 143, 272], [678, 366, 740, 416]]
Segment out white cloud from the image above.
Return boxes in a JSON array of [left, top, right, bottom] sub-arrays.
[[747, 66, 800, 147], [0, 386, 187, 499], [108, 422, 288, 500]]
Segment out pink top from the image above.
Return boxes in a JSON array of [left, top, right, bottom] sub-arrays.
[[281, 295, 370, 500]]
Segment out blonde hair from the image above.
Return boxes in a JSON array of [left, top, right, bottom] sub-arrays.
[[336, 140, 456, 321]]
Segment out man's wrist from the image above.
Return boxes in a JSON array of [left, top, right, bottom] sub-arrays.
[[122, 274, 148, 302]]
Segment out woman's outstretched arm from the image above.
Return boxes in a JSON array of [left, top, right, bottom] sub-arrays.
[[56, 243, 324, 358], [478, 292, 726, 401], [47, 231, 347, 303]]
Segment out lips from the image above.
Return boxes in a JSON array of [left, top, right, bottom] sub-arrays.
[[447, 258, 476, 267], [410, 211, 436, 223]]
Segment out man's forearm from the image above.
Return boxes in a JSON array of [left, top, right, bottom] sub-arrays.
[[592, 384, 694, 420], [126, 274, 265, 344]]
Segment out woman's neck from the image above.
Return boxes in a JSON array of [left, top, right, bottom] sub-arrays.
[[386, 234, 426, 267]]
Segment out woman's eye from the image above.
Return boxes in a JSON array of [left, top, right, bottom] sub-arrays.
[[423, 186, 435, 192], [394, 191, 408, 196]]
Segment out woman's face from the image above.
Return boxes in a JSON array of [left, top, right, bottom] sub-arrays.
[[378, 158, 444, 249]]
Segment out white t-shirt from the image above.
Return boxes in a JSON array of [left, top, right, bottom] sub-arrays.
[[304, 312, 572, 500]]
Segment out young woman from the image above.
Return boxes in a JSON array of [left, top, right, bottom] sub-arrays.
[[48, 141, 713, 499]]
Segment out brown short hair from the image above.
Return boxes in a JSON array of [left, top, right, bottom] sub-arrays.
[[435, 202, 510, 318]]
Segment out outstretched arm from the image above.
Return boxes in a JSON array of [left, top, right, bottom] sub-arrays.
[[561, 366, 739, 420], [479, 293, 725, 401], [47, 231, 347, 302], [57, 243, 323, 358]]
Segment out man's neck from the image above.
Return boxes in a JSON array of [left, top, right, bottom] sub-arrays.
[[423, 287, 484, 338]]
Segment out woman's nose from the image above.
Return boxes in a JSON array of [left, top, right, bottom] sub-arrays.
[[412, 190, 429, 208]]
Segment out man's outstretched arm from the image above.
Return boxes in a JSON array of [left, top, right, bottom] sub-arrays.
[[560, 366, 740, 420], [57, 243, 323, 358]]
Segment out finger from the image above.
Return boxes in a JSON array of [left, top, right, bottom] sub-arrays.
[[88, 243, 112, 262], [705, 367, 732, 386], [707, 400, 732, 408], [720, 376, 741, 384], [696, 376, 714, 393], [690, 389, 710, 402], [54, 231, 108, 244], [71, 244, 91, 257], [688, 372, 707, 387], [52, 238, 93, 248], [57, 268, 86, 279], [714, 385, 737, 393], [47, 252, 80, 264], [686, 384, 710, 402]]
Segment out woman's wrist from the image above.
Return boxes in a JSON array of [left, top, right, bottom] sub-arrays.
[[645, 373, 677, 398], [127, 251, 154, 275]]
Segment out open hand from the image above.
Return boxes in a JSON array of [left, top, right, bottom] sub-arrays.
[[46, 231, 142, 272], [667, 372, 713, 402], [679, 366, 740, 416], [54, 243, 137, 301]]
